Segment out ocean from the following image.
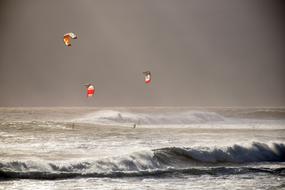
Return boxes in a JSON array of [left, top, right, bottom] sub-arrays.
[[0, 107, 284, 189]]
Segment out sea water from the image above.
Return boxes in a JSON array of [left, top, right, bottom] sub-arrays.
[[0, 107, 284, 189]]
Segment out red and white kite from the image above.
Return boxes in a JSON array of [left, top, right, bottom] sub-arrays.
[[143, 71, 151, 84], [85, 84, 95, 97]]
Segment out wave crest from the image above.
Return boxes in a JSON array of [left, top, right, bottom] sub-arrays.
[[153, 142, 285, 165]]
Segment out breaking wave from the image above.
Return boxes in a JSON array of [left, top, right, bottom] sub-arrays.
[[73, 110, 226, 125], [1, 142, 284, 180]]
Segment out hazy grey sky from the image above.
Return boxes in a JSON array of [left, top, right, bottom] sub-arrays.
[[0, 0, 284, 107]]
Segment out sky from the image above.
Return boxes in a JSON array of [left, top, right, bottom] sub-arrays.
[[0, 0, 284, 107]]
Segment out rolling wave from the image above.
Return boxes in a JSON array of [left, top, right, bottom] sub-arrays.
[[1, 142, 284, 180]]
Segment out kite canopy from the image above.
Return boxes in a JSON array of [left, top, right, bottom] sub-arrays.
[[63, 32, 77, 47], [85, 84, 95, 97], [143, 71, 151, 84]]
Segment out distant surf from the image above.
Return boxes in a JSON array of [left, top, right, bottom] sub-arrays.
[[71, 109, 285, 129], [72, 110, 226, 125]]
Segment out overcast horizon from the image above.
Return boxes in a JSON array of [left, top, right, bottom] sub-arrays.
[[0, 0, 284, 107]]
